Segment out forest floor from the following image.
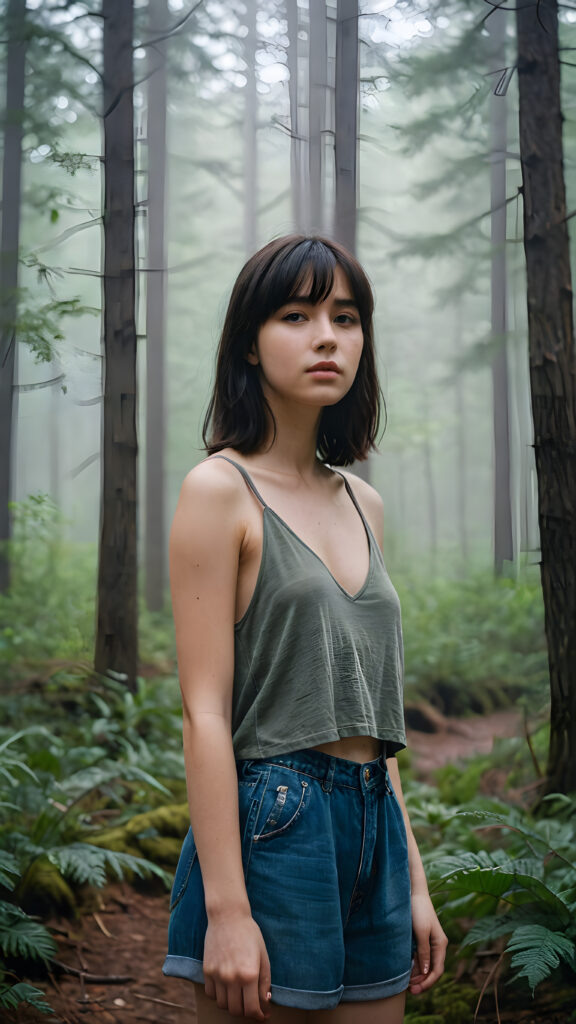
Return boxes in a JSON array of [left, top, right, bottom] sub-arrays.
[[9, 710, 575, 1024]]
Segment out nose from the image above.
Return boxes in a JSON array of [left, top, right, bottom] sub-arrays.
[[313, 313, 337, 351]]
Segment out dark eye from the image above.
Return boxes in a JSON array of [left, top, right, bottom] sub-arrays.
[[335, 313, 357, 325], [283, 312, 306, 323]]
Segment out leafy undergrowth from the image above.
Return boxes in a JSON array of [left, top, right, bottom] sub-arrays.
[[398, 566, 547, 715]]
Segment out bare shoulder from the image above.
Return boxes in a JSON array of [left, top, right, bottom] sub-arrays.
[[178, 454, 247, 506], [338, 469, 384, 547], [171, 455, 250, 552]]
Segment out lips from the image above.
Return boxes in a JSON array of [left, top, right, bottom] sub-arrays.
[[307, 362, 341, 373]]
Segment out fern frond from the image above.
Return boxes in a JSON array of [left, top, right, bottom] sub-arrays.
[[433, 865, 571, 923], [0, 851, 20, 890], [0, 902, 57, 961], [0, 981, 54, 1014], [506, 925, 576, 993], [461, 903, 568, 950], [48, 842, 170, 888]]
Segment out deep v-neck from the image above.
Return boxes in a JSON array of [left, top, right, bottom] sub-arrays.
[[212, 455, 374, 601]]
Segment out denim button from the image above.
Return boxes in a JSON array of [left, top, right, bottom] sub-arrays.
[[364, 767, 371, 782]]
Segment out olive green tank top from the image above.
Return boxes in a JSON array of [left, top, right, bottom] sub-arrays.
[[214, 456, 407, 759]]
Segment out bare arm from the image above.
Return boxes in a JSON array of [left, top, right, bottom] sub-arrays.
[[170, 460, 271, 1020]]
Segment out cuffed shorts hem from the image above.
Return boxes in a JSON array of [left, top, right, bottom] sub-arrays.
[[163, 954, 203, 983], [163, 956, 411, 1010], [340, 967, 412, 1002]]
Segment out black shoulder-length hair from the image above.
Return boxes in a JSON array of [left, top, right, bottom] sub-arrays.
[[202, 234, 386, 466]]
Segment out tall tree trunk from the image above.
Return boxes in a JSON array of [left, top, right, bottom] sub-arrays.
[[489, 10, 513, 576], [0, 0, 26, 593], [286, 0, 304, 232], [243, 0, 258, 255], [145, 0, 168, 612], [95, 0, 139, 689], [334, 0, 358, 254], [516, 0, 576, 796], [454, 303, 469, 570], [308, 0, 327, 234]]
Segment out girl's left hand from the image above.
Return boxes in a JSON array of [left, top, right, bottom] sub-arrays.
[[409, 892, 448, 995]]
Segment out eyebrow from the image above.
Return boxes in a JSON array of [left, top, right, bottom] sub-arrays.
[[285, 295, 358, 308]]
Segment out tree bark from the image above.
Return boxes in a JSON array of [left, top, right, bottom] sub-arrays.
[[334, 0, 358, 255], [488, 10, 513, 576], [144, 0, 168, 612], [95, 0, 139, 689], [308, 0, 327, 234], [286, 0, 304, 232], [0, 0, 27, 593], [516, 0, 576, 795], [243, 0, 258, 255]]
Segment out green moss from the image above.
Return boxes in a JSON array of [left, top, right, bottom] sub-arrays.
[[405, 976, 478, 1024], [16, 858, 77, 917]]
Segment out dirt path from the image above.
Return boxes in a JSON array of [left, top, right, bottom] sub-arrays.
[[406, 708, 524, 777]]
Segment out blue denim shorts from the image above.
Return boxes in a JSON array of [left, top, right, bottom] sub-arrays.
[[163, 748, 413, 1010]]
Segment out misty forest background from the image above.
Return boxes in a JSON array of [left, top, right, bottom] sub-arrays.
[[1, 0, 576, 1020]]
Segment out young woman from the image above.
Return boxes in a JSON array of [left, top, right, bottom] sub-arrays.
[[163, 235, 447, 1023]]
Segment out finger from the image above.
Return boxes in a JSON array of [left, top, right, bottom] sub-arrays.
[[416, 939, 431, 980], [215, 980, 228, 1011], [243, 980, 268, 1021], [258, 955, 272, 1015], [226, 984, 245, 1018], [204, 976, 216, 1002]]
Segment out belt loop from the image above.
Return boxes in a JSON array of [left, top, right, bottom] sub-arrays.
[[322, 757, 335, 793]]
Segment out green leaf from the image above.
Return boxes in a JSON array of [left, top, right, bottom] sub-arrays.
[[506, 925, 576, 993], [50, 209, 59, 224], [0, 981, 54, 1013], [0, 902, 57, 961]]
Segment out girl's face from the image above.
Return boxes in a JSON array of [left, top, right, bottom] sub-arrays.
[[247, 267, 364, 410]]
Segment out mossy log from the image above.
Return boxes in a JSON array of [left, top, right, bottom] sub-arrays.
[[90, 802, 189, 866]]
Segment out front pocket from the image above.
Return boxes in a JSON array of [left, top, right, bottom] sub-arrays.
[[254, 778, 310, 841]]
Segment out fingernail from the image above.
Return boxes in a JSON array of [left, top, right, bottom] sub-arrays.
[[424, 964, 429, 975], [267, 992, 272, 1000]]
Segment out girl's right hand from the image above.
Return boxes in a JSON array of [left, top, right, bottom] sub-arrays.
[[203, 913, 272, 1020]]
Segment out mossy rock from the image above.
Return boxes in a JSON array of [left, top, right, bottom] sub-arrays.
[[123, 803, 189, 839], [89, 803, 189, 866], [17, 857, 77, 917], [138, 835, 182, 865]]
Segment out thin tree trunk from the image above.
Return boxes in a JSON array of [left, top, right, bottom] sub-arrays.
[[0, 0, 26, 593], [145, 0, 168, 612], [454, 302, 469, 570], [95, 0, 138, 689], [286, 0, 304, 232], [489, 10, 513, 576], [516, 0, 576, 796], [309, 0, 327, 233], [334, 0, 358, 254], [243, 0, 258, 255]]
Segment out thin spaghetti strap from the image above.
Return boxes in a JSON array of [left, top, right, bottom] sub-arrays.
[[210, 454, 269, 508], [333, 470, 370, 531]]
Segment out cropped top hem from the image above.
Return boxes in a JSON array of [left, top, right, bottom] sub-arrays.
[[232, 727, 407, 761]]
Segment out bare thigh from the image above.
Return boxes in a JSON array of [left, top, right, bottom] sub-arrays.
[[194, 983, 307, 1024], [194, 984, 406, 1024], [311, 991, 406, 1024]]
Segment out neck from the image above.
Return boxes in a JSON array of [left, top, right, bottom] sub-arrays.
[[258, 394, 323, 477]]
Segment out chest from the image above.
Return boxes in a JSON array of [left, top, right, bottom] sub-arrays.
[[236, 484, 372, 622]]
